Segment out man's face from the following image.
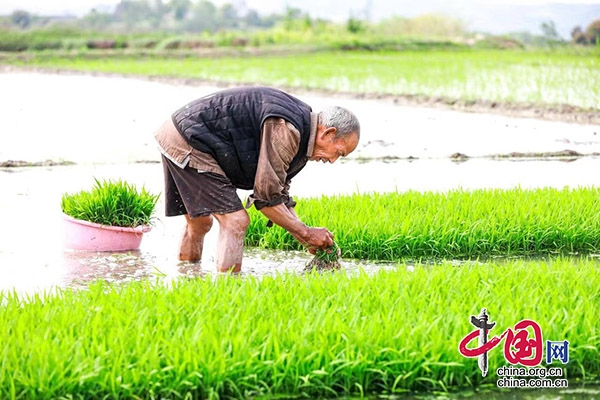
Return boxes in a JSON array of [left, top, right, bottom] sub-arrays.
[[310, 127, 359, 164]]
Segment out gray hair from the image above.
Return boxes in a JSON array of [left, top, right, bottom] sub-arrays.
[[317, 106, 360, 140]]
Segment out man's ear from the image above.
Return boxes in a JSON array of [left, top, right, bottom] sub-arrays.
[[324, 126, 337, 138]]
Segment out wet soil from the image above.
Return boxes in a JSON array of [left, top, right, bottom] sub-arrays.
[[304, 256, 342, 272], [304, 243, 342, 272], [0, 159, 75, 167], [2, 149, 598, 171]]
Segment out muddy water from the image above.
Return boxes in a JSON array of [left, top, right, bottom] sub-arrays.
[[1, 71, 599, 165], [1, 71, 600, 295]]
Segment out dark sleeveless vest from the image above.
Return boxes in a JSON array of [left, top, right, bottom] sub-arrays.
[[171, 86, 312, 190]]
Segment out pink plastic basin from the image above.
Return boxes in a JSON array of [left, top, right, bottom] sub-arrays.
[[63, 213, 151, 251]]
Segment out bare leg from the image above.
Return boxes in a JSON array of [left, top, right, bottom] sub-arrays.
[[213, 209, 250, 273], [179, 214, 213, 262]]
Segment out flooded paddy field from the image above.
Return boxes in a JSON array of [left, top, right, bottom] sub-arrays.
[[1, 71, 600, 295], [2, 71, 600, 399], [3, 154, 600, 295]]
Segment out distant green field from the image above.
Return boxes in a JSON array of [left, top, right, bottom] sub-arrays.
[[5, 48, 599, 109]]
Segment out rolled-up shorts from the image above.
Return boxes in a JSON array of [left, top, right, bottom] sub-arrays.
[[161, 155, 244, 218]]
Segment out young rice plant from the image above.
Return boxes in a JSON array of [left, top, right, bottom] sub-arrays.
[[61, 178, 159, 228], [246, 187, 600, 260], [1, 258, 598, 398]]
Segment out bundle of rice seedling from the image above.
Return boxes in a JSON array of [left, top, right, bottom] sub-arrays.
[[61, 178, 159, 228], [304, 242, 341, 272]]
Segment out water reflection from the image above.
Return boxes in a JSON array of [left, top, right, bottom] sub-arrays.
[[42, 247, 400, 294], [64, 250, 159, 289]]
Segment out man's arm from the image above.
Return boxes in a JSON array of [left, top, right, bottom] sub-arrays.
[[247, 118, 298, 209], [260, 203, 334, 250], [249, 117, 334, 250]]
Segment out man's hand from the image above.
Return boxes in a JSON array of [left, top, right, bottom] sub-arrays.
[[304, 227, 334, 252]]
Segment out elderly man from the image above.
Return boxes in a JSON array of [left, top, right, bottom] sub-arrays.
[[155, 86, 360, 273]]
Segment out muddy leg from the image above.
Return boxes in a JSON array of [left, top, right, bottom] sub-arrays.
[[213, 209, 250, 273], [179, 214, 213, 262]]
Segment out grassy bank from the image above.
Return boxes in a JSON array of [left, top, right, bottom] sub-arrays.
[[3, 47, 599, 110], [246, 187, 600, 261], [1, 258, 598, 399]]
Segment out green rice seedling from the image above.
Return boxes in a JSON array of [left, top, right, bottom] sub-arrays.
[[246, 187, 600, 261], [0, 257, 598, 398], [61, 178, 159, 228]]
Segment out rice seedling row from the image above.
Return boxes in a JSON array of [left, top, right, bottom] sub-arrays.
[[5, 48, 599, 109], [1, 258, 598, 398], [245, 187, 600, 261]]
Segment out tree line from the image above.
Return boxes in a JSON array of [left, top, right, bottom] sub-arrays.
[[2, 0, 599, 48], [5, 0, 313, 33]]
